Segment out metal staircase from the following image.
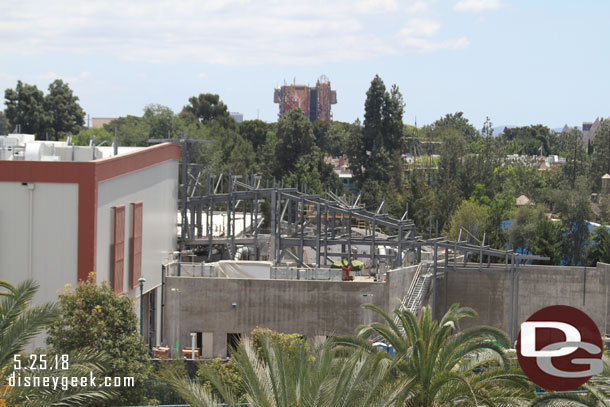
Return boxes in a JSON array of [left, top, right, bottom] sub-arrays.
[[404, 262, 433, 316], [370, 262, 433, 343]]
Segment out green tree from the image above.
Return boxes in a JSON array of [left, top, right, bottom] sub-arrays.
[[0, 110, 8, 134], [559, 127, 588, 189], [500, 125, 552, 155], [239, 120, 269, 152], [508, 205, 547, 253], [104, 115, 150, 146], [591, 120, 610, 189], [208, 128, 257, 175], [553, 178, 592, 265], [72, 127, 113, 146], [481, 116, 494, 138], [181, 93, 230, 125], [168, 335, 408, 407], [197, 357, 245, 403], [284, 147, 342, 194], [4, 81, 49, 136], [46, 277, 152, 406], [348, 304, 534, 407], [485, 190, 516, 249], [274, 108, 316, 177], [431, 112, 478, 143], [143, 104, 184, 140], [348, 75, 405, 193], [43, 79, 85, 140], [530, 216, 561, 265], [0, 280, 116, 406], [587, 225, 610, 265], [447, 200, 489, 241]]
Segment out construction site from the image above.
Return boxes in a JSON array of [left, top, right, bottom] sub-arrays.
[[156, 146, 610, 358], [273, 75, 337, 121]]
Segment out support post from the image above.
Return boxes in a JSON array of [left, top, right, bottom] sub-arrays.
[[433, 241, 438, 319], [324, 204, 329, 266], [347, 210, 352, 264], [299, 197, 304, 266], [270, 189, 277, 265], [316, 202, 321, 268]]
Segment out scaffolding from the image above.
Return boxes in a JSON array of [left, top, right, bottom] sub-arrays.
[[169, 141, 548, 344]]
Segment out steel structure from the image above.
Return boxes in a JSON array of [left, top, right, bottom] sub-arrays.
[[179, 167, 548, 344]]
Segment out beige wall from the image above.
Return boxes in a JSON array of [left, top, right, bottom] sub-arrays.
[[165, 276, 388, 358], [433, 264, 610, 341]]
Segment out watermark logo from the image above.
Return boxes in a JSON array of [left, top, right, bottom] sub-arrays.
[[516, 305, 603, 391]]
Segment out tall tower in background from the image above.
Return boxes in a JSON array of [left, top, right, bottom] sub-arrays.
[[274, 75, 337, 121]]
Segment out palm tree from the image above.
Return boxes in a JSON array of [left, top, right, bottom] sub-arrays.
[[167, 334, 411, 407], [339, 303, 535, 407], [0, 280, 117, 406]]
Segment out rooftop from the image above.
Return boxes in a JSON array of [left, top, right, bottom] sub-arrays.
[[0, 134, 144, 162]]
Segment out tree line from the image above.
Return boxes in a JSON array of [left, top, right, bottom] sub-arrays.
[[4, 77, 610, 265]]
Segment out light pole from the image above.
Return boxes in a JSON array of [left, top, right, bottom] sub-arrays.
[[171, 287, 181, 358], [138, 277, 146, 336]]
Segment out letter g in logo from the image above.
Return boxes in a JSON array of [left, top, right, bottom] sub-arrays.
[[516, 305, 603, 391]]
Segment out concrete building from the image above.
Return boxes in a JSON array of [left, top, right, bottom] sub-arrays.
[[0, 135, 180, 347], [432, 263, 610, 344], [274, 75, 337, 121], [229, 112, 244, 123], [162, 262, 418, 358], [91, 117, 117, 128], [161, 258, 610, 357]]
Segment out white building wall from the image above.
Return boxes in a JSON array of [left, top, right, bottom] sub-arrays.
[[96, 160, 177, 347], [0, 181, 79, 304], [96, 160, 178, 294]]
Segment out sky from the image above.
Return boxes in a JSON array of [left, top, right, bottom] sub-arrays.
[[0, 0, 608, 130]]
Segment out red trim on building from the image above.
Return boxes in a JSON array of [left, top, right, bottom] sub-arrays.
[[0, 143, 180, 283], [95, 143, 181, 182], [131, 202, 143, 289], [112, 205, 125, 294]]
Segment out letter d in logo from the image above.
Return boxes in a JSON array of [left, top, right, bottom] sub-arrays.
[[516, 305, 603, 391]]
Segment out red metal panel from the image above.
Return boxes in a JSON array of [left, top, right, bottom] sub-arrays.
[[131, 202, 143, 289], [113, 205, 125, 294]]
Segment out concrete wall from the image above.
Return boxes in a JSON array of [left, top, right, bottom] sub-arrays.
[[164, 276, 389, 358], [434, 264, 610, 340], [0, 181, 79, 305], [386, 265, 418, 312]]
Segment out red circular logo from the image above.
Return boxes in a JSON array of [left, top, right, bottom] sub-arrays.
[[516, 305, 602, 391]]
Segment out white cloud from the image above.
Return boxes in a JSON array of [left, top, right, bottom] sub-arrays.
[[0, 0, 468, 65], [400, 36, 469, 52], [399, 19, 441, 37], [405, 1, 429, 14], [196, 72, 207, 78], [354, 0, 398, 14], [36, 71, 92, 84], [453, 0, 506, 12]]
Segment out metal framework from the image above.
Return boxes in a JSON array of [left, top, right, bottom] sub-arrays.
[[178, 168, 547, 344]]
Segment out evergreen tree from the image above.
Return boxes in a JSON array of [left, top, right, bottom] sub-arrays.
[[348, 75, 405, 205], [274, 108, 315, 177], [559, 127, 588, 189], [591, 120, 610, 189], [44, 79, 85, 140], [4, 81, 49, 135]]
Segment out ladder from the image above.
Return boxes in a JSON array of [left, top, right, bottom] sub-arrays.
[[404, 262, 432, 316], [370, 262, 433, 343]]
